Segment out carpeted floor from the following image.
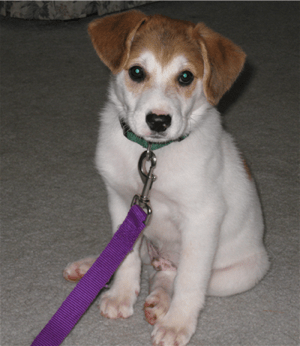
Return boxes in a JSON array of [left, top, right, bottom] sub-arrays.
[[1, 2, 299, 346]]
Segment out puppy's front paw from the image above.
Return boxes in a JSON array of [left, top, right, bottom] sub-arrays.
[[99, 286, 139, 319], [144, 288, 171, 325], [151, 311, 196, 346], [63, 256, 97, 282]]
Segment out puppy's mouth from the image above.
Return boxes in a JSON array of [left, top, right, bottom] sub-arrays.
[[120, 119, 168, 143], [145, 133, 168, 141]]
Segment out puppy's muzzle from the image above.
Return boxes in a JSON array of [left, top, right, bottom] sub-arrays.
[[146, 112, 171, 133]]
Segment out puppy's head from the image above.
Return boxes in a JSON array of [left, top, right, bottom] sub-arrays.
[[88, 11, 246, 142]]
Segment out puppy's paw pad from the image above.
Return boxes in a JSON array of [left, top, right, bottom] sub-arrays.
[[144, 288, 171, 325], [63, 256, 97, 282], [99, 290, 136, 319]]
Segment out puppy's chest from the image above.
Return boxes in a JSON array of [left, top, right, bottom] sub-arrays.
[[102, 149, 181, 201]]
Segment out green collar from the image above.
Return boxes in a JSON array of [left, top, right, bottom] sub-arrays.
[[120, 119, 188, 150]]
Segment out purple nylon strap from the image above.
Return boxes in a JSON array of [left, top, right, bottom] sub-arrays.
[[31, 205, 147, 346]]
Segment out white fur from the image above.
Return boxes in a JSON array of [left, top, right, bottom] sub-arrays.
[[64, 50, 269, 346]]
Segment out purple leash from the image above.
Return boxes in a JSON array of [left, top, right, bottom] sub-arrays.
[[31, 205, 147, 346], [31, 146, 157, 346]]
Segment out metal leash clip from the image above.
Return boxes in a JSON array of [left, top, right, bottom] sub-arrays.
[[132, 144, 157, 225]]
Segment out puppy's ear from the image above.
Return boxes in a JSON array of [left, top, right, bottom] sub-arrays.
[[88, 10, 147, 73], [194, 23, 246, 106]]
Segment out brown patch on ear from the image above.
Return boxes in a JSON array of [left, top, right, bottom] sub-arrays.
[[88, 10, 147, 73], [194, 23, 246, 106]]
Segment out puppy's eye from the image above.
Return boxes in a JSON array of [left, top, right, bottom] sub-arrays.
[[129, 66, 146, 83], [178, 71, 194, 86]]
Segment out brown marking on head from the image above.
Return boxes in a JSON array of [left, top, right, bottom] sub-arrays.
[[118, 15, 204, 99], [88, 11, 246, 105], [128, 15, 202, 69]]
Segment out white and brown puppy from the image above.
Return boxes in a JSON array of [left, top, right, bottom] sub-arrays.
[[64, 10, 269, 346]]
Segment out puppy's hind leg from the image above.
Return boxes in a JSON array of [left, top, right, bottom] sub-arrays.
[[207, 250, 270, 297], [144, 268, 177, 326]]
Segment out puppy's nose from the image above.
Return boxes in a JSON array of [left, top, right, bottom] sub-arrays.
[[146, 112, 171, 133]]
